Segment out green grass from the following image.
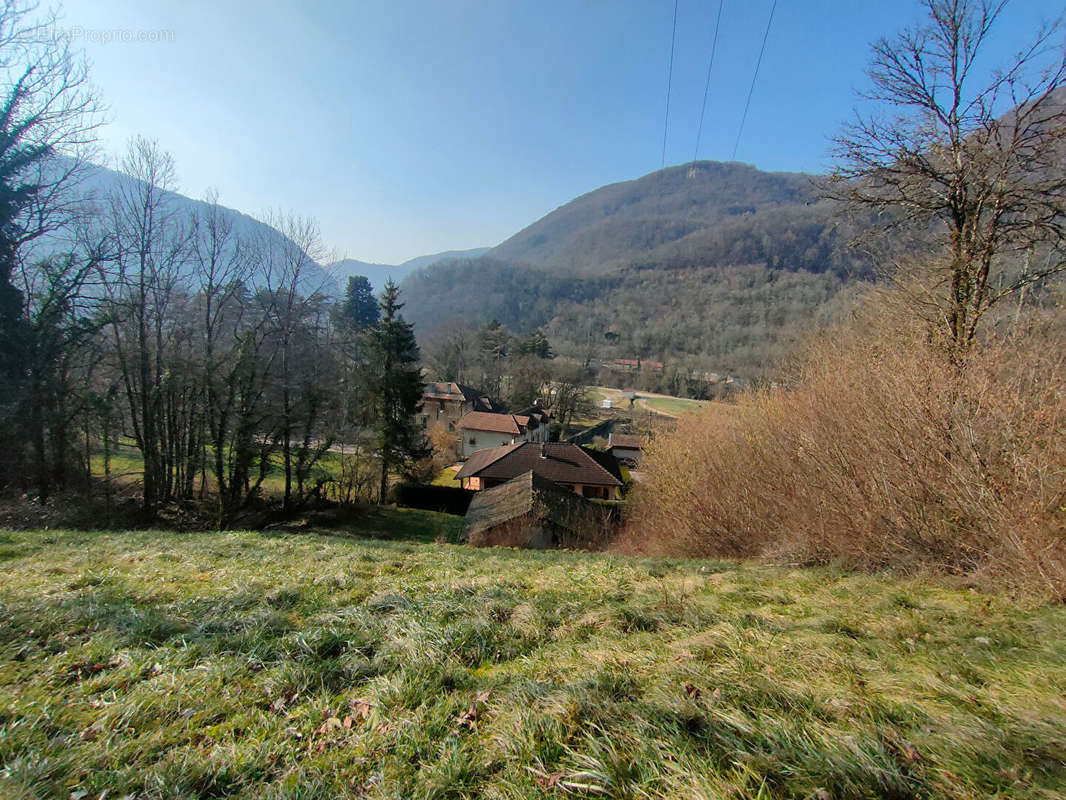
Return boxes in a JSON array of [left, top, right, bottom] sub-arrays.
[[431, 467, 462, 488], [586, 389, 607, 407], [640, 395, 707, 415], [90, 443, 350, 496], [1, 528, 1064, 799]]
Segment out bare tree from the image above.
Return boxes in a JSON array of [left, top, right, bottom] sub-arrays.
[[190, 191, 264, 524], [101, 137, 194, 510], [258, 211, 332, 510], [829, 0, 1066, 352]]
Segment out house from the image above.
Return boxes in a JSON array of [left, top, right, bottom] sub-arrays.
[[608, 433, 645, 465], [457, 412, 527, 457], [462, 471, 611, 549], [418, 382, 498, 433], [457, 408, 550, 458], [455, 442, 623, 499], [514, 402, 551, 444], [612, 358, 664, 373], [515, 402, 551, 431]]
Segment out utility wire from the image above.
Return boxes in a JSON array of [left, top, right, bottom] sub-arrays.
[[731, 0, 777, 161], [693, 0, 725, 163], [660, 0, 679, 170]]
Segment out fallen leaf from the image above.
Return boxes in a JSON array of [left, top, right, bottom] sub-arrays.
[[350, 699, 374, 719], [457, 691, 492, 730], [535, 772, 563, 788], [315, 716, 343, 736]]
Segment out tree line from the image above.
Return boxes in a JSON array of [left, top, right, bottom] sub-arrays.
[[0, 2, 426, 522]]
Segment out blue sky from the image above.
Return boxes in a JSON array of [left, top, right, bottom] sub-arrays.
[[61, 0, 1059, 264]]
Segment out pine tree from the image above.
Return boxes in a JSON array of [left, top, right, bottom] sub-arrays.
[[337, 275, 380, 333], [369, 280, 428, 503]]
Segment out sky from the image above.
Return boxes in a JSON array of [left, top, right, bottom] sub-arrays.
[[59, 0, 1060, 264]]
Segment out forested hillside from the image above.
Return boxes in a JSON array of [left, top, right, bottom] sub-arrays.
[[401, 162, 873, 377]]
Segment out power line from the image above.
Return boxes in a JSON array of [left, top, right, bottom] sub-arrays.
[[660, 0, 679, 170], [693, 0, 725, 163], [732, 0, 777, 161]]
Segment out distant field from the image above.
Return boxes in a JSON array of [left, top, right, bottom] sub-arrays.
[[588, 386, 710, 417], [431, 465, 462, 487], [585, 388, 607, 407], [1, 527, 1063, 798], [638, 394, 707, 416], [90, 441, 350, 496]]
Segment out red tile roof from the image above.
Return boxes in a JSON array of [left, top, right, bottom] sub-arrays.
[[458, 411, 524, 435], [424, 382, 489, 404]]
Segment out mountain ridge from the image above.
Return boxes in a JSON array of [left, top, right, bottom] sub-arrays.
[[327, 247, 490, 291], [399, 160, 869, 378]]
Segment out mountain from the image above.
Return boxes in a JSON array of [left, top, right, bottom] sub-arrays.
[[487, 162, 818, 274], [400, 247, 491, 272], [36, 159, 337, 294], [400, 162, 871, 378], [326, 259, 400, 292], [328, 247, 490, 292]]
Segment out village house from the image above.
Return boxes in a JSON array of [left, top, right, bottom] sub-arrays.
[[608, 432, 645, 465], [418, 382, 499, 433], [456, 442, 623, 499], [515, 402, 551, 431], [612, 358, 664, 373], [462, 470, 612, 549], [457, 409, 550, 458]]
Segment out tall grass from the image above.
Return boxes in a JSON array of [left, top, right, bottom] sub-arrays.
[[2, 528, 1065, 798], [626, 301, 1066, 598]]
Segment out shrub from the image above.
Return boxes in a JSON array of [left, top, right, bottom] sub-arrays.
[[390, 482, 475, 516], [624, 299, 1066, 599]]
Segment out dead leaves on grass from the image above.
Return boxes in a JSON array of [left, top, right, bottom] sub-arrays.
[[530, 767, 610, 794], [456, 690, 491, 731], [306, 699, 379, 753]]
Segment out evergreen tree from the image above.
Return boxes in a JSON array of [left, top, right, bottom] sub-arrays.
[[516, 329, 553, 359], [337, 275, 380, 333], [369, 280, 428, 503], [478, 319, 509, 400], [0, 2, 99, 488]]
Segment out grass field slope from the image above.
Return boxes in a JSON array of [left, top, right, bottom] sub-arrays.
[[1, 528, 1064, 799]]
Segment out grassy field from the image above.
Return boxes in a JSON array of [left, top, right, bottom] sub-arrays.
[[431, 466, 462, 488], [90, 441, 351, 497], [1, 528, 1064, 799], [585, 386, 708, 418], [638, 395, 708, 416]]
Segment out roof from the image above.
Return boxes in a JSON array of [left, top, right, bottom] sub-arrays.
[[515, 404, 551, 424], [462, 471, 600, 540], [456, 442, 622, 487], [423, 382, 487, 403], [457, 411, 525, 435], [586, 447, 625, 483], [610, 434, 646, 450]]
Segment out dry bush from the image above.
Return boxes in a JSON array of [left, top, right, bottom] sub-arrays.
[[625, 298, 1066, 598], [324, 452, 379, 504]]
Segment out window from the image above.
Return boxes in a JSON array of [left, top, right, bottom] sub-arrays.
[[421, 416, 428, 430], [469, 437, 476, 445]]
